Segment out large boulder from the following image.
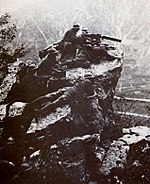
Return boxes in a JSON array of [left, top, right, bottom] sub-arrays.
[[0, 42, 126, 183]]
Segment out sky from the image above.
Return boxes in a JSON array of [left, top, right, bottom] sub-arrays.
[[0, 0, 37, 14], [0, 0, 149, 17], [0, 0, 81, 15]]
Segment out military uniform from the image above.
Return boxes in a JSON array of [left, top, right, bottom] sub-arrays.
[[79, 27, 92, 45], [61, 24, 80, 60], [34, 79, 94, 115], [62, 24, 80, 43], [61, 44, 92, 69], [37, 48, 59, 76]]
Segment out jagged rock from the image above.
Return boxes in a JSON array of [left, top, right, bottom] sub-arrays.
[[100, 140, 129, 175], [27, 134, 102, 184], [0, 61, 25, 103], [2, 29, 149, 184], [0, 102, 33, 144], [0, 60, 37, 104], [118, 139, 150, 184], [27, 105, 71, 133], [98, 126, 150, 181], [123, 126, 150, 136], [0, 41, 125, 183], [0, 104, 7, 121], [0, 102, 27, 121], [119, 126, 150, 145]]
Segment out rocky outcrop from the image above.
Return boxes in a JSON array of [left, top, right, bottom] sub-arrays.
[[0, 53, 124, 183], [1, 46, 149, 184]]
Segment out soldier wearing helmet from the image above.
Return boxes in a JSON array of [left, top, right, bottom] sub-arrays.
[[37, 47, 59, 76], [81, 27, 89, 36], [79, 27, 92, 46], [60, 23, 81, 60], [62, 23, 80, 43], [33, 78, 95, 116]]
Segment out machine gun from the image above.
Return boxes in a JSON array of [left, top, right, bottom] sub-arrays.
[[85, 34, 121, 44], [101, 35, 121, 42]]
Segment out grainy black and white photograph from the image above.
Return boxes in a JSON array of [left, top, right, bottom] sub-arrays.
[[0, 0, 150, 183]]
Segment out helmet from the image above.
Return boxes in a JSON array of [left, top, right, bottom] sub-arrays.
[[73, 23, 80, 29], [82, 27, 88, 32], [48, 48, 59, 55], [84, 72, 94, 79], [82, 27, 88, 34]]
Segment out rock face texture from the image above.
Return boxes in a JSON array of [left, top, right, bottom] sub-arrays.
[[0, 45, 149, 184]]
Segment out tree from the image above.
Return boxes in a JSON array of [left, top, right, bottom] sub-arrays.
[[0, 13, 28, 73]]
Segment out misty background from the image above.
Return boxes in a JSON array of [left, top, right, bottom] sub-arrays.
[[0, 0, 150, 98]]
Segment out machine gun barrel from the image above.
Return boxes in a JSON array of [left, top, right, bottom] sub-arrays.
[[102, 35, 122, 43], [87, 34, 121, 43]]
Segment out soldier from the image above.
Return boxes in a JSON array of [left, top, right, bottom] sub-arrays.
[[80, 27, 90, 41], [60, 43, 93, 69], [81, 27, 89, 36], [62, 23, 80, 43], [37, 47, 59, 76], [77, 27, 91, 48], [32, 78, 94, 116], [60, 23, 80, 60], [16, 60, 37, 83], [91, 45, 119, 61]]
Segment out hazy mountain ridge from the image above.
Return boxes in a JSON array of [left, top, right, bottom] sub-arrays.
[[3, 0, 148, 60], [0, 0, 150, 95]]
